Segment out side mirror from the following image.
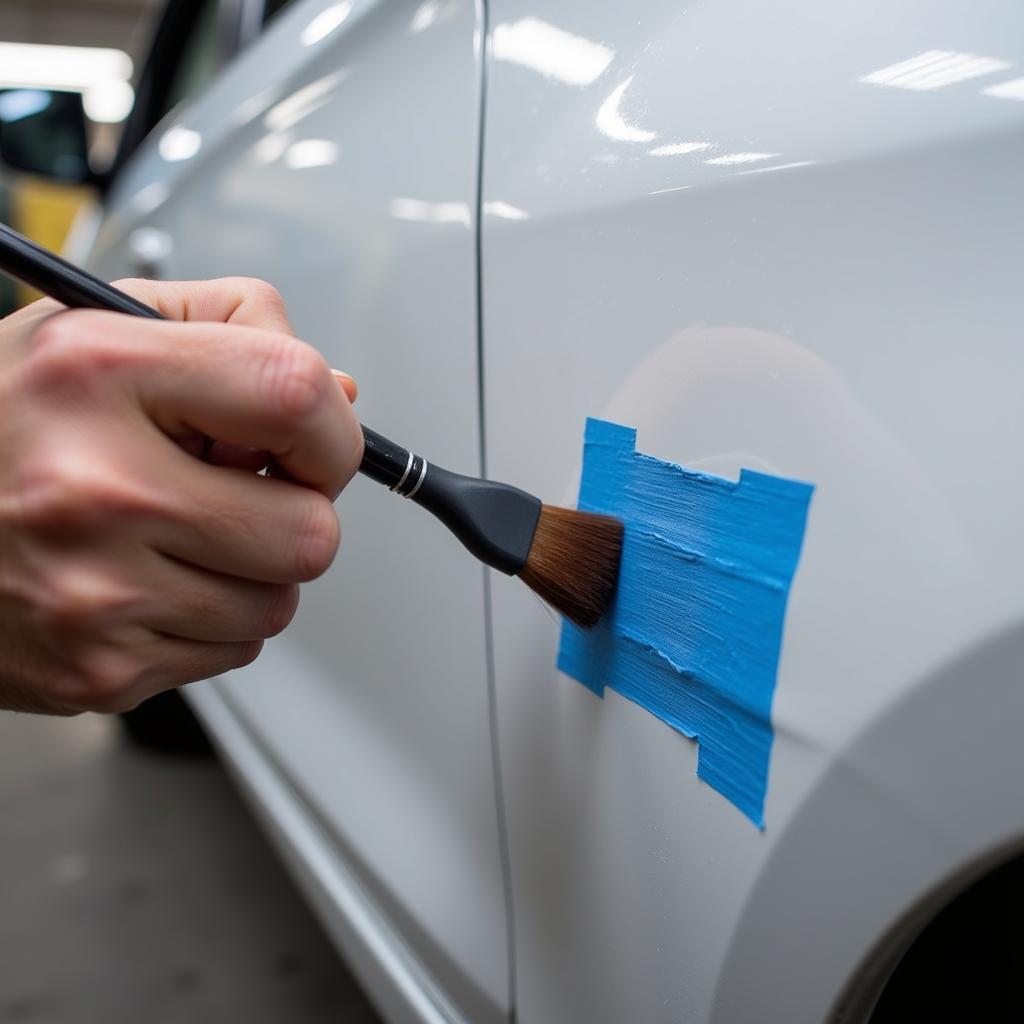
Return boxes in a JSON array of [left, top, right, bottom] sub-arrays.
[[0, 89, 92, 184]]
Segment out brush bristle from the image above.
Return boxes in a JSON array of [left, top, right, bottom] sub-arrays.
[[518, 505, 624, 628]]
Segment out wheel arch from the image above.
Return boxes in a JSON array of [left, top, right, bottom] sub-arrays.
[[711, 620, 1024, 1024]]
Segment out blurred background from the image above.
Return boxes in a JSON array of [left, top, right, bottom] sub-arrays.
[[0, 0, 152, 313], [0, 2, 379, 1020]]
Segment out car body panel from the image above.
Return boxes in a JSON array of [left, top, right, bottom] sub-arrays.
[[480, 1, 1024, 1021], [72, 0, 1024, 1020], [87, 2, 508, 1020], [186, 679, 466, 1024]]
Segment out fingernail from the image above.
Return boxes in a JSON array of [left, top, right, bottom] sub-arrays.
[[330, 368, 358, 400]]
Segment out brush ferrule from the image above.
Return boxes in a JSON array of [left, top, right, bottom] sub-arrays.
[[408, 465, 541, 576], [404, 458, 428, 499], [358, 427, 541, 574], [385, 452, 428, 498], [390, 452, 414, 493]]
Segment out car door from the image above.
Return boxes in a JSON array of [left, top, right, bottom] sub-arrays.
[[482, 1, 1024, 1022], [86, 2, 509, 1021]]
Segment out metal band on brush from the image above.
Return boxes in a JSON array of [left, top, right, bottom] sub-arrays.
[[405, 459, 428, 499], [394, 454, 428, 498], [390, 452, 414, 493]]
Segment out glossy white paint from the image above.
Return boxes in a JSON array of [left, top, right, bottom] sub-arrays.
[[88, 2, 507, 1022], [185, 680, 465, 1024], [481, 1, 1024, 1021], [72, 0, 1024, 1020]]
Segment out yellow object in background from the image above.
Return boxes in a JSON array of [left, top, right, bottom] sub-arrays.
[[10, 176, 95, 307]]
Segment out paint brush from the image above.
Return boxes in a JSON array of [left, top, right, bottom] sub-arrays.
[[0, 221, 623, 627]]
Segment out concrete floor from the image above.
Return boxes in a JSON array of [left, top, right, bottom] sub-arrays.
[[0, 710, 382, 1024]]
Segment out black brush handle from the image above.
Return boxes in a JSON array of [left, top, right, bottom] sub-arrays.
[[360, 426, 541, 573], [360, 427, 426, 493], [0, 222, 163, 319]]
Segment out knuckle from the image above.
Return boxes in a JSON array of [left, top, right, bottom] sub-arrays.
[[28, 313, 131, 391], [261, 338, 329, 422], [27, 321, 91, 388], [29, 311, 80, 354], [19, 457, 101, 535], [35, 569, 130, 634], [292, 498, 340, 581], [19, 451, 158, 535], [73, 649, 141, 712], [260, 584, 300, 637], [237, 277, 285, 309]]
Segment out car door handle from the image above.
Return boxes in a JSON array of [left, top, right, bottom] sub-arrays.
[[127, 226, 172, 279]]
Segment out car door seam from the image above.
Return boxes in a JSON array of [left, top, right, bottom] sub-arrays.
[[473, 0, 518, 1018]]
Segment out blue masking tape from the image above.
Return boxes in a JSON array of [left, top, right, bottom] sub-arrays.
[[557, 419, 814, 826]]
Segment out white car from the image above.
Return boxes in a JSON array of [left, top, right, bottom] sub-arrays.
[[3, 1, 1023, 1021]]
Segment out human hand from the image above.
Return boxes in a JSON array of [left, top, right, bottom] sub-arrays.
[[0, 278, 362, 714]]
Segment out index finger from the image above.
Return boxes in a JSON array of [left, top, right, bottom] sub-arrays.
[[111, 277, 294, 334]]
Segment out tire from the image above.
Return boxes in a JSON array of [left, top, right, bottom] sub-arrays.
[[119, 689, 213, 755], [869, 854, 1024, 1023]]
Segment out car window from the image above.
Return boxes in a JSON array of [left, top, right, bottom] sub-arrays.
[[262, 0, 297, 27], [108, 0, 240, 181], [156, 0, 223, 122]]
